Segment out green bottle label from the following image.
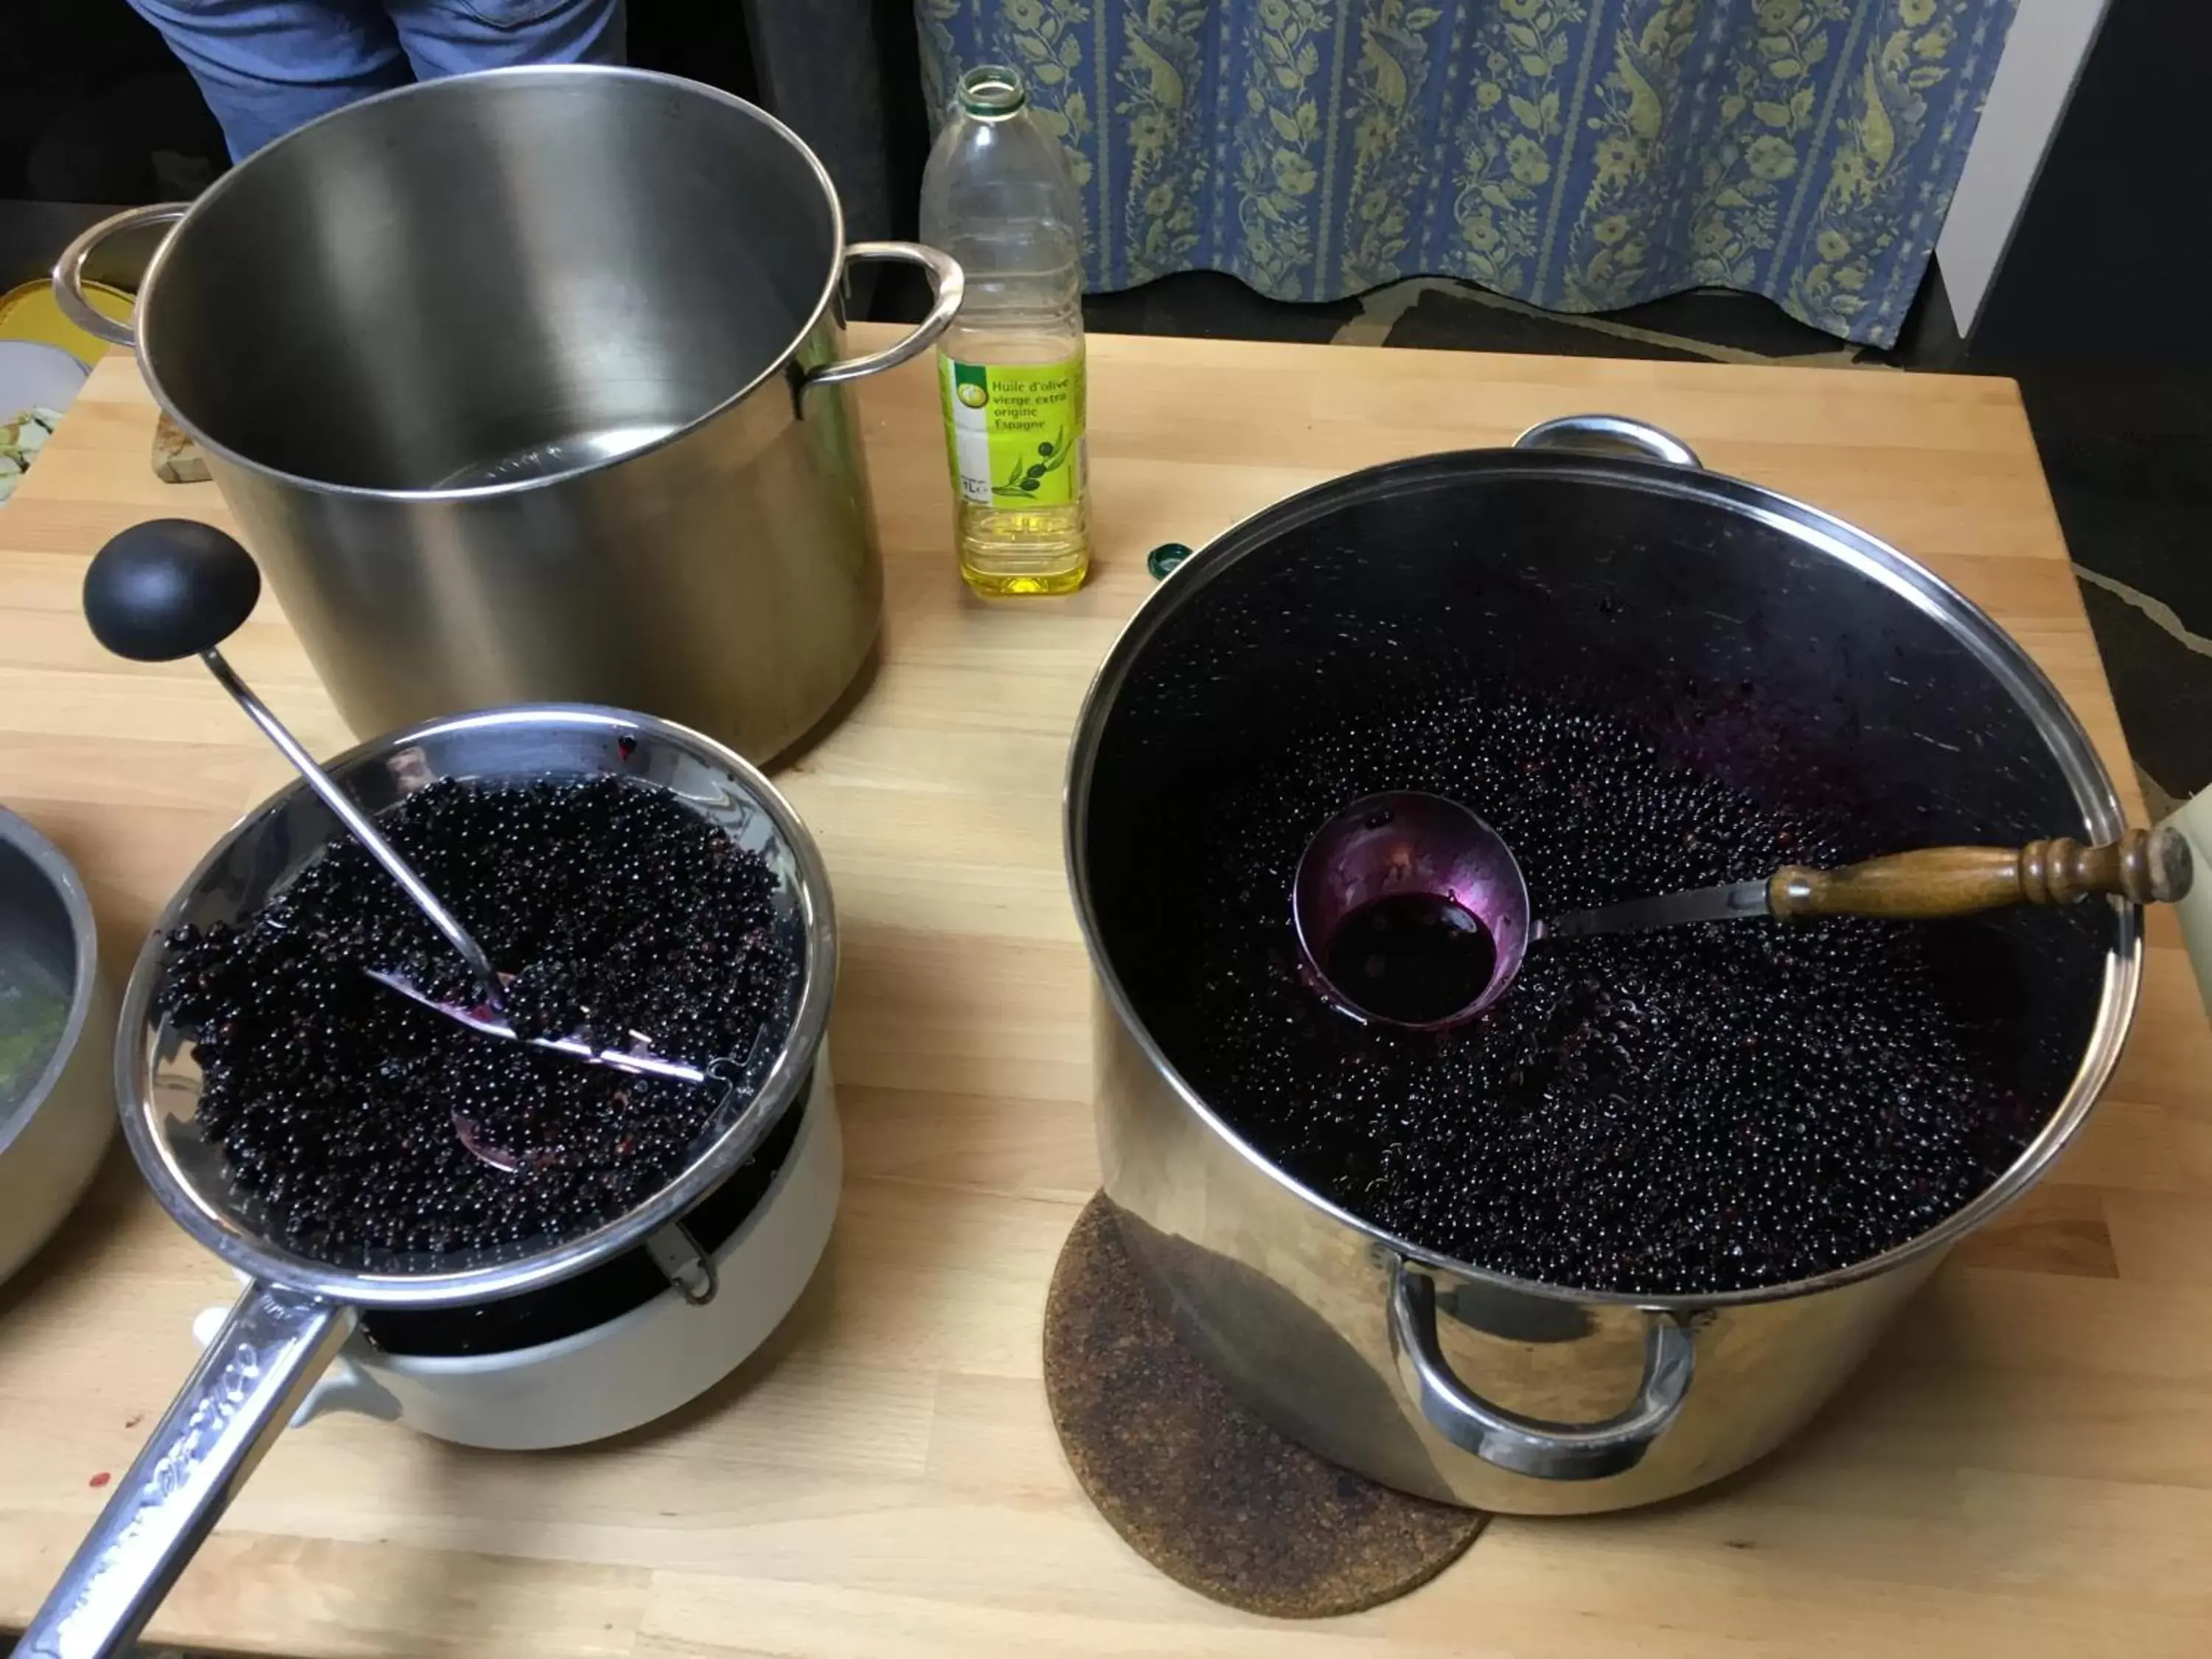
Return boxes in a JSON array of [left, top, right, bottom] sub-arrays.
[[941, 351, 1085, 509]]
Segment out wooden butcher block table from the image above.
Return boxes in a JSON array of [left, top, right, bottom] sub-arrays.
[[1, 329, 2209, 1658]]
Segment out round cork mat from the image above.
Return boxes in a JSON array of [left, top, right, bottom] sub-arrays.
[[1043, 1193, 1486, 1618]]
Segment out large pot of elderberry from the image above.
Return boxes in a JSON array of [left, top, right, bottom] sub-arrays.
[[1065, 417, 2140, 1514]]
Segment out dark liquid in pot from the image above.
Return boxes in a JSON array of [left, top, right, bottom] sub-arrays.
[[1151, 693, 2040, 1296], [1322, 891, 1497, 1025], [156, 777, 799, 1262]]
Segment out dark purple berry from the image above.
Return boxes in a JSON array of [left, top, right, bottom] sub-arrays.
[[156, 777, 799, 1263], [1147, 692, 2036, 1296]]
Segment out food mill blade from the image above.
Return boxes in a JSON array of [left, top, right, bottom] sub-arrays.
[[363, 966, 709, 1086]]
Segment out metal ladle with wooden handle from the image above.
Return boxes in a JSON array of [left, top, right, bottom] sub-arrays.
[[1293, 790, 2193, 1031], [1543, 826, 2194, 937]]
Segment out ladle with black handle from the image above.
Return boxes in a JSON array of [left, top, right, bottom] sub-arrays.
[[82, 519, 709, 1092]]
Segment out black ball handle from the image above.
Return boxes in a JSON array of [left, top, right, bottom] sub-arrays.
[[83, 519, 261, 662]]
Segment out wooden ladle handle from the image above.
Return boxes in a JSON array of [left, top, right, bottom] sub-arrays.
[[1769, 827, 2193, 920]]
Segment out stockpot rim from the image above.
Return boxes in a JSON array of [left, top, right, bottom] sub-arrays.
[[123, 66, 857, 507], [1064, 439, 2143, 1312]]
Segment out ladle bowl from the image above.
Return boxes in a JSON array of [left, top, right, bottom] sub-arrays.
[[1291, 790, 1529, 1027]]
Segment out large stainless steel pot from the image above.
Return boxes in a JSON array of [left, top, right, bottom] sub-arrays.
[[1066, 417, 2138, 1514], [53, 66, 961, 762]]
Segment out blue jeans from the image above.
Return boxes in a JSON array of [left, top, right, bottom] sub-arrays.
[[130, 0, 627, 160]]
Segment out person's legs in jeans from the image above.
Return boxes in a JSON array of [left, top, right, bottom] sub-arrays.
[[128, 1, 626, 161], [128, 0, 411, 160], [386, 0, 625, 79]]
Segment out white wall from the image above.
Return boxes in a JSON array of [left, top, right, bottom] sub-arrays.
[[1936, 0, 2111, 332]]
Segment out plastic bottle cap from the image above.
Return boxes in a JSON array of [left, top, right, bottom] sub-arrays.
[[960, 66, 1028, 118]]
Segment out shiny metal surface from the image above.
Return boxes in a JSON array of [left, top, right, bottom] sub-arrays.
[[1539, 877, 1772, 939], [15, 1287, 356, 1659], [1388, 1258, 1694, 1481], [0, 813, 97, 1135], [1291, 790, 1531, 1027], [199, 648, 503, 1002], [52, 68, 964, 760], [49, 204, 180, 350], [802, 242, 965, 392], [1068, 418, 2138, 1513], [1514, 411, 1703, 469], [120, 703, 833, 1308], [363, 967, 712, 1087], [20, 703, 838, 1646], [0, 810, 115, 1284]]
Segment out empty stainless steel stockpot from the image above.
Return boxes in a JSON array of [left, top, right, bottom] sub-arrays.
[[57, 67, 961, 761]]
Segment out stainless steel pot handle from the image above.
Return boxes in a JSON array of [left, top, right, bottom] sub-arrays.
[[51, 203, 191, 350], [15, 1283, 355, 1659], [802, 241, 967, 396], [1514, 414, 1702, 469], [1387, 1257, 1693, 1481]]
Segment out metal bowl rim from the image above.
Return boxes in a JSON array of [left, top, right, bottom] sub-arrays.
[[0, 807, 102, 1155], [114, 702, 838, 1310], [1064, 444, 2143, 1312]]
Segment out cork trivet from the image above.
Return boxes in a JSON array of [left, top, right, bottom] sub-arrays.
[[1043, 1193, 1486, 1618], [152, 411, 210, 483]]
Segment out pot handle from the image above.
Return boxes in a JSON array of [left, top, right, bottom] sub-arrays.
[[52, 203, 191, 349], [801, 241, 967, 396], [1514, 414, 1702, 470], [15, 1283, 355, 1659], [192, 1301, 403, 1428], [1387, 1257, 1693, 1481]]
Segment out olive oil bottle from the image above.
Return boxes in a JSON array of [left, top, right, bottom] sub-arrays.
[[919, 65, 1091, 595]]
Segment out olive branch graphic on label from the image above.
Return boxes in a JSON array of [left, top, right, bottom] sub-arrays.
[[998, 428, 1071, 498]]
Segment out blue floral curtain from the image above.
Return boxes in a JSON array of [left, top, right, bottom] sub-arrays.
[[916, 0, 2015, 345]]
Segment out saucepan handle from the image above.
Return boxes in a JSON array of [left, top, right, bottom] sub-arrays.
[[1514, 414, 1702, 469], [1386, 1256, 1692, 1481], [15, 1283, 355, 1659], [801, 241, 967, 397], [51, 204, 192, 350]]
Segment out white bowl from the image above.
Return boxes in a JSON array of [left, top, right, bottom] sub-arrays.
[[195, 1062, 841, 1449], [0, 809, 116, 1287]]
